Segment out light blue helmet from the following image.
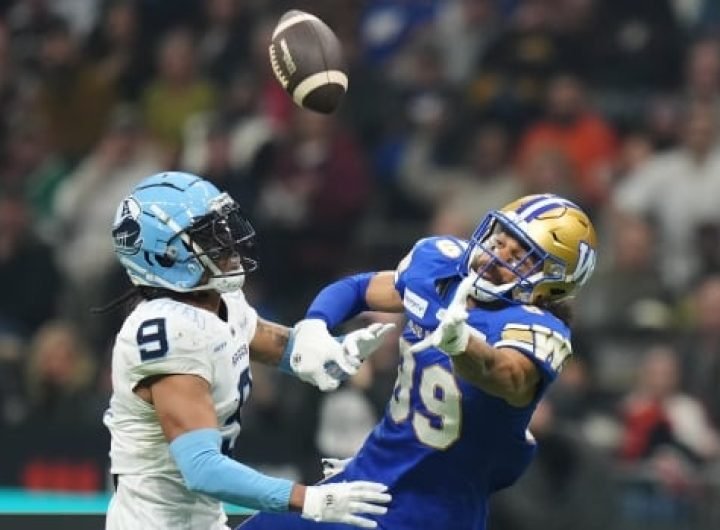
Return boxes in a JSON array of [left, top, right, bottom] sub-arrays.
[[111, 171, 257, 293]]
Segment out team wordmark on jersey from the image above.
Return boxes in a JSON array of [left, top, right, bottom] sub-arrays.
[[403, 288, 429, 319]]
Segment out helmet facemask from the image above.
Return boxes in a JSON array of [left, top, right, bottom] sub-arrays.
[[181, 194, 258, 293], [462, 211, 564, 304]]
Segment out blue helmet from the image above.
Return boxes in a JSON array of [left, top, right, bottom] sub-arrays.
[[111, 171, 257, 293]]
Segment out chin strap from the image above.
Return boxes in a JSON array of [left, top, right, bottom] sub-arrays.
[[205, 274, 245, 293], [469, 276, 517, 302]]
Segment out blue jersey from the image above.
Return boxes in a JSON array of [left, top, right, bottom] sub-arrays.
[[239, 237, 573, 530]]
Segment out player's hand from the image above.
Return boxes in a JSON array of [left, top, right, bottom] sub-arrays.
[[302, 481, 391, 528], [290, 319, 358, 391], [322, 456, 352, 479], [409, 274, 484, 356], [341, 323, 396, 367]]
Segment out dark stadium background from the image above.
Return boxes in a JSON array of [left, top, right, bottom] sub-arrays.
[[2, 1, 720, 529]]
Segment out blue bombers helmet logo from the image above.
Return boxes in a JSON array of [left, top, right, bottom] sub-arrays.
[[571, 241, 596, 286], [112, 196, 143, 255]]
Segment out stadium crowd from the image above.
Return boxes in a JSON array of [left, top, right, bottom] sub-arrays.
[[2, 0, 720, 528]]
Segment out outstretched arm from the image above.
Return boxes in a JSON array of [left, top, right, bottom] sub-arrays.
[[305, 271, 404, 329], [148, 373, 299, 512], [248, 318, 292, 366], [147, 374, 390, 526]]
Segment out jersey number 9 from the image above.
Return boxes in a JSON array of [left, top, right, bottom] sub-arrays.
[[137, 318, 169, 361]]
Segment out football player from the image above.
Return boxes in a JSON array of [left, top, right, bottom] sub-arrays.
[[104, 172, 393, 530], [238, 193, 598, 530]]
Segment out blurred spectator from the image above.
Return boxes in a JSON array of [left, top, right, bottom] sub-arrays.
[[247, 15, 296, 133], [587, 0, 683, 91], [329, 14, 405, 189], [616, 130, 655, 176], [515, 147, 576, 201], [402, 121, 521, 237], [141, 27, 217, 161], [52, 106, 162, 345], [643, 95, 683, 153], [489, 398, 619, 530], [434, 0, 500, 85], [84, 0, 151, 101], [316, 368, 377, 459], [618, 345, 720, 524], [680, 276, 720, 428], [256, 109, 372, 308], [358, 0, 438, 66], [515, 73, 620, 210], [52, 0, 101, 38], [0, 19, 30, 156], [620, 345, 719, 467], [24, 320, 104, 425], [234, 362, 321, 484], [352, 312, 405, 418], [32, 19, 119, 163], [388, 39, 463, 219], [614, 101, 720, 292], [0, 193, 61, 338], [0, 120, 69, 231], [547, 358, 623, 452], [684, 37, 720, 111], [7, 0, 66, 74], [695, 221, 720, 278], [467, 0, 579, 129], [180, 72, 276, 208], [196, 0, 253, 86], [576, 217, 671, 330]]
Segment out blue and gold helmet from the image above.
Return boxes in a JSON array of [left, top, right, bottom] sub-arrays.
[[459, 193, 597, 304], [111, 172, 257, 293]]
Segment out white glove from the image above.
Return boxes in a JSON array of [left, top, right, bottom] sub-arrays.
[[322, 456, 352, 479], [409, 274, 485, 356], [302, 481, 391, 528], [341, 322, 396, 367], [290, 319, 356, 392]]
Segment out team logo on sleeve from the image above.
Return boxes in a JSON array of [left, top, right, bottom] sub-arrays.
[[112, 197, 143, 255]]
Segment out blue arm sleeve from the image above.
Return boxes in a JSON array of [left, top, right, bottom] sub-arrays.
[[305, 272, 376, 329], [169, 428, 293, 512]]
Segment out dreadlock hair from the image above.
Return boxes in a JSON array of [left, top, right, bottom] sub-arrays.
[[91, 285, 215, 315], [536, 298, 574, 326]]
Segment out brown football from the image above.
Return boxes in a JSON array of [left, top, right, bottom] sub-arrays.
[[268, 10, 348, 114]]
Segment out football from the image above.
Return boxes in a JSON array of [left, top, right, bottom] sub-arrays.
[[268, 10, 348, 114]]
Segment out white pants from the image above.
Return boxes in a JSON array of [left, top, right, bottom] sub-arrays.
[[106, 474, 230, 530]]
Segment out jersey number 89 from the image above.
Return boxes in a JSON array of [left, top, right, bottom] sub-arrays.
[[389, 341, 461, 450]]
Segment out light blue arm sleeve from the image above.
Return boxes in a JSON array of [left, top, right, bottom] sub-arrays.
[[168, 428, 294, 512]]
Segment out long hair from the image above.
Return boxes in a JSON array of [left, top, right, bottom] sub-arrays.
[[539, 299, 574, 326], [91, 285, 214, 315]]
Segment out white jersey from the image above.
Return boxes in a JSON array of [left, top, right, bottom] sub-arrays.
[[104, 291, 257, 530]]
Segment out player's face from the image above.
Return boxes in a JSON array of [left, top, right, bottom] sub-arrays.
[[471, 229, 538, 285], [216, 252, 244, 274]]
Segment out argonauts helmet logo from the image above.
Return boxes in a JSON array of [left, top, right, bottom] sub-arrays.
[[112, 196, 143, 255]]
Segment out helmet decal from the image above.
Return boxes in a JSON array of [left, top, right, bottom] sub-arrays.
[[570, 241, 596, 286], [112, 197, 143, 255]]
